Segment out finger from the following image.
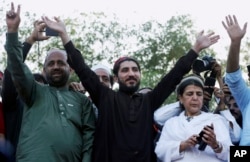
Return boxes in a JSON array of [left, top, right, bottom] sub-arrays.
[[197, 30, 204, 37], [40, 23, 47, 30], [16, 4, 21, 16], [204, 125, 214, 132], [33, 20, 39, 26], [243, 22, 248, 33], [35, 20, 44, 26], [76, 85, 82, 91], [225, 16, 230, 26], [206, 31, 215, 37], [233, 15, 238, 25], [54, 16, 60, 22], [42, 16, 50, 23], [228, 15, 234, 25], [11, 2, 14, 11], [210, 35, 220, 44]]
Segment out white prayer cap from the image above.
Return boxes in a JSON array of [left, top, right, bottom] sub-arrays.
[[91, 64, 112, 76]]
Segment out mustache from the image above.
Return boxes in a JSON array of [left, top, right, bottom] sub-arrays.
[[125, 77, 137, 82], [51, 69, 63, 74], [229, 109, 238, 115]]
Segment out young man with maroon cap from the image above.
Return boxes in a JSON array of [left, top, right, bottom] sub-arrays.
[[44, 15, 220, 162]]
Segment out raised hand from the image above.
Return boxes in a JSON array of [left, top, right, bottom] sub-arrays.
[[69, 82, 86, 94], [26, 20, 50, 44], [41, 16, 70, 44], [42, 16, 67, 35], [6, 2, 21, 33], [222, 15, 247, 42], [192, 30, 220, 54]]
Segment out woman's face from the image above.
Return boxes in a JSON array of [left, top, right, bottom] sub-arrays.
[[179, 84, 204, 116]]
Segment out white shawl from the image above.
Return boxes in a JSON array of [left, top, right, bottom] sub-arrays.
[[155, 111, 232, 162]]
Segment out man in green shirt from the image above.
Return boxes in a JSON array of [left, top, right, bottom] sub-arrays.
[[5, 3, 95, 162]]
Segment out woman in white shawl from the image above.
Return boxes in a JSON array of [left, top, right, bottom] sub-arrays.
[[155, 74, 232, 162]]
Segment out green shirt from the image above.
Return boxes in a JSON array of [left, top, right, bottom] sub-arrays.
[[5, 33, 95, 162]]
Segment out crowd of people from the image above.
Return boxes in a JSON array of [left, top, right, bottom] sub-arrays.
[[0, 2, 249, 162]]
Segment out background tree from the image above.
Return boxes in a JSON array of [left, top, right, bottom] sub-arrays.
[[1, 3, 250, 104]]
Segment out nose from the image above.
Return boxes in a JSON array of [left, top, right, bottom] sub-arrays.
[[192, 94, 198, 100], [52, 62, 60, 69], [99, 76, 103, 83], [228, 103, 238, 110]]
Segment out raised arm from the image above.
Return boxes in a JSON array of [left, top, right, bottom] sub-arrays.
[[2, 20, 49, 110], [5, 3, 36, 106], [42, 16, 105, 104], [222, 15, 247, 72], [151, 30, 220, 109]]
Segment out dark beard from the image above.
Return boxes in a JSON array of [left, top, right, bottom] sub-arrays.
[[118, 79, 140, 94], [236, 116, 243, 128], [45, 71, 70, 88]]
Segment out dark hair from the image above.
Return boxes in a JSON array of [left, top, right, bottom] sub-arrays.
[[113, 56, 141, 76], [176, 74, 204, 96]]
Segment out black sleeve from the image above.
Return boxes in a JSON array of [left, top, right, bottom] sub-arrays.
[[149, 49, 198, 110], [64, 41, 107, 105]]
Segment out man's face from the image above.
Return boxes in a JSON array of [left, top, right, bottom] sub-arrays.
[[227, 98, 242, 120], [94, 68, 111, 88], [43, 51, 70, 87], [117, 60, 141, 93]]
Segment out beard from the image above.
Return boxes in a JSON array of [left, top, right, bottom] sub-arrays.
[[118, 79, 140, 94], [45, 70, 70, 88]]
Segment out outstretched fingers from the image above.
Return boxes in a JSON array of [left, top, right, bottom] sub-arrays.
[[16, 4, 21, 16], [210, 35, 220, 44]]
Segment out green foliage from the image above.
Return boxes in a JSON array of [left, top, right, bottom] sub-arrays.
[[2, 5, 250, 105], [0, 8, 219, 105], [133, 15, 195, 90]]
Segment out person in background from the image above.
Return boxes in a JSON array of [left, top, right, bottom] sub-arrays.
[[208, 60, 242, 145], [92, 64, 114, 88], [155, 74, 231, 162], [212, 63, 242, 145], [0, 71, 13, 162], [223, 15, 249, 146], [5, 3, 95, 162], [70, 63, 113, 119], [70, 64, 113, 93]]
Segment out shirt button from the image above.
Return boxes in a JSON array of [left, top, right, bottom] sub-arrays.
[[61, 112, 64, 115]]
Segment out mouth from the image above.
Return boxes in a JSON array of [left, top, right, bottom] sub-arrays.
[[190, 104, 199, 108], [127, 79, 137, 85], [51, 72, 62, 78]]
